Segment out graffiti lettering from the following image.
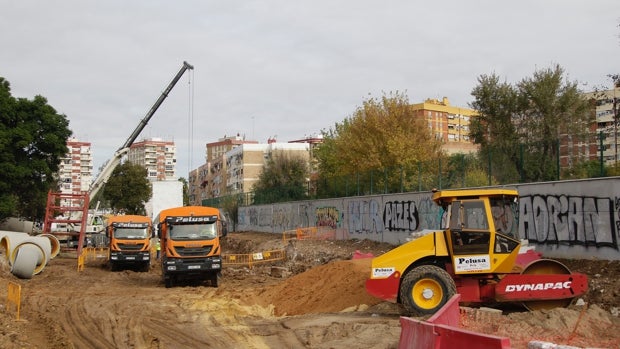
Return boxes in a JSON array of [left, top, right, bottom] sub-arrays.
[[520, 195, 616, 248], [316, 206, 340, 229], [383, 201, 419, 231], [347, 199, 383, 234]]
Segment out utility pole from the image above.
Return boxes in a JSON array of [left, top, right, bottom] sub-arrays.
[[614, 87, 618, 164]]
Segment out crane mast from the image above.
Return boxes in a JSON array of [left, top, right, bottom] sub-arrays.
[[43, 61, 194, 255], [89, 61, 194, 199]]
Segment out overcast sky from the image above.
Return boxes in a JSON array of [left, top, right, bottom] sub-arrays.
[[1, 1, 619, 178]]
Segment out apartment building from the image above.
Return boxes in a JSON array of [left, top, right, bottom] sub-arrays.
[[225, 142, 310, 196], [58, 137, 94, 195], [188, 135, 258, 206], [410, 97, 479, 154], [127, 138, 176, 181], [586, 86, 620, 165]]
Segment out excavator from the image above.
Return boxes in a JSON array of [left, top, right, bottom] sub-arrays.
[[365, 188, 588, 316], [43, 61, 194, 254]]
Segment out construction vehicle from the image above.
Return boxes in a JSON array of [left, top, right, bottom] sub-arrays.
[[365, 188, 588, 316], [155, 206, 228, 288], [43, 61, 193, 254], [106, 215, 153, 272]]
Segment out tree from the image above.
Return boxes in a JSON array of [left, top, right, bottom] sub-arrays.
[[102, 162, 152, 215], [469, 65, 592, 183], [252, 151, 309, 204], [178, 177, 189, 206], [0, 77, 72, 221], [315, 91, 443, 195]]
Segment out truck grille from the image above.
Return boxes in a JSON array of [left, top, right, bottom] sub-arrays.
[[117, 243, 146, 251], [174, 246, 213, 257]]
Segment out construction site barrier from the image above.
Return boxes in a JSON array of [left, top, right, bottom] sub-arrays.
[[222, 249, 286, 269], [6, 281, 21, 320], [83, 247, 109, 262], [77, 253, 85, 272], [398, 294, 511, 349], [282, 226, 336, 242]]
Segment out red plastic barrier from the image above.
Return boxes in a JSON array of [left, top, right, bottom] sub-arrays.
[[352, 250, 374, 259], [433, 324, 511, 349], [398, 294, 512, 349], [427, 293, 461, 327], [398, 317, 435, 349]]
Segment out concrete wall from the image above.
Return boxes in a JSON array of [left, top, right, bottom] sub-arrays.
[[145, 180, 184, 220], [237, 177, 620, 260]]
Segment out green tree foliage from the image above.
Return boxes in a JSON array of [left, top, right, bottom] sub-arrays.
[[315, 91, 443, 194], [0, 77, 72, 221], [470, 65, 592, 183], [252, 151, 309, 204], [102, 162, 152, 215], [441, 153, 497, 188], [178, 177, 189, 206], [219, 195, 239, 231]]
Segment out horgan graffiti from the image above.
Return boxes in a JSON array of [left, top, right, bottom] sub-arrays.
[[519, 194, 618, 249]]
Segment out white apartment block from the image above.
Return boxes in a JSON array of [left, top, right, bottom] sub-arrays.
[[225, 142, 310, 195], [58, 137, 93, 195], [127, 137, 177, 180], [586, 86, 620, 165]]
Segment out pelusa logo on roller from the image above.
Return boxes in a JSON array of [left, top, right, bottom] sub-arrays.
[[504, 281, 572, 292]]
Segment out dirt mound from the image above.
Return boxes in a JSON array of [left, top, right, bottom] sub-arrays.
[[255, 258, 382, 316], [462, 305, 620, 348]]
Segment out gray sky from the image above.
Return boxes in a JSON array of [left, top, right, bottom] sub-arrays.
[[1, 1, 619, 178]]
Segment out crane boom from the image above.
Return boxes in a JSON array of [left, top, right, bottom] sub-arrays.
[[89, 61, 194, 199]]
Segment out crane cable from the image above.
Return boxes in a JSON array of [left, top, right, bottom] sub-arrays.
[[187, 67, 195, 175]]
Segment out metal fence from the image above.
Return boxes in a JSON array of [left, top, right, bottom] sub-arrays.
[[203, 133, 619, 207]]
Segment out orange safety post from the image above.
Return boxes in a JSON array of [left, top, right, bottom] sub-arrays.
[[7, 281, 21, 320]]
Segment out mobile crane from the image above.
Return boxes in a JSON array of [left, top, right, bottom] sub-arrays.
[[43, 61, 194, 255]]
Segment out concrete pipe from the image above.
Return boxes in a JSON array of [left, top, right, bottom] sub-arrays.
[[0, 231, 49, 274], [38, 233, 60, 259], [11, 243, 40, 279]]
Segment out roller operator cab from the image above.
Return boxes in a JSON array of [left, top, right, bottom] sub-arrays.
[[365, 188, 588, 316], [107, 215, 153, 272], [156, 206, 228, 288]]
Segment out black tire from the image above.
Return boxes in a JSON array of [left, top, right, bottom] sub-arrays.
[[210, 272, 219, 287], [140, 261, 150, 273], [164, 275, 173, 288], [399, 265, 457, 317]]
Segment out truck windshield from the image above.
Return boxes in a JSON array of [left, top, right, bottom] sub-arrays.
[[113, 227, 149, 239], [169, 223, 217, 240]]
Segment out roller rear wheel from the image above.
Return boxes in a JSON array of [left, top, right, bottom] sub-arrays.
[[521, 259, 573, 311]]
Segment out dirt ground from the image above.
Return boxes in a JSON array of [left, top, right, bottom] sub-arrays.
[[0, 231, 619, 349]]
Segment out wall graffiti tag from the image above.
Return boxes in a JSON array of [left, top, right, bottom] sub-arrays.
[[348, 199, 383, 234], [316, 206, 340, 229], [520, 194, 617, 249], [383, 200, 419, 232]]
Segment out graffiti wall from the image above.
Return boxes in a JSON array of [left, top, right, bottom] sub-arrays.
[[237, 177, 620, 260]]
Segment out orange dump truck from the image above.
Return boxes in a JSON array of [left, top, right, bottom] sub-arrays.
[[155, 206, 228, 288], [106, 215, 153, 272]]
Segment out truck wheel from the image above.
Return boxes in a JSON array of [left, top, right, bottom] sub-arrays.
[[210, 273, 219, 287], [164, 276, 173, 288], [399, 265, 456, 317], [141, 262, 150, 273]]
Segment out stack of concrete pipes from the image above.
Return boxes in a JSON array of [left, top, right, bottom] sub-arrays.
[[0, 231, 60, 279]]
